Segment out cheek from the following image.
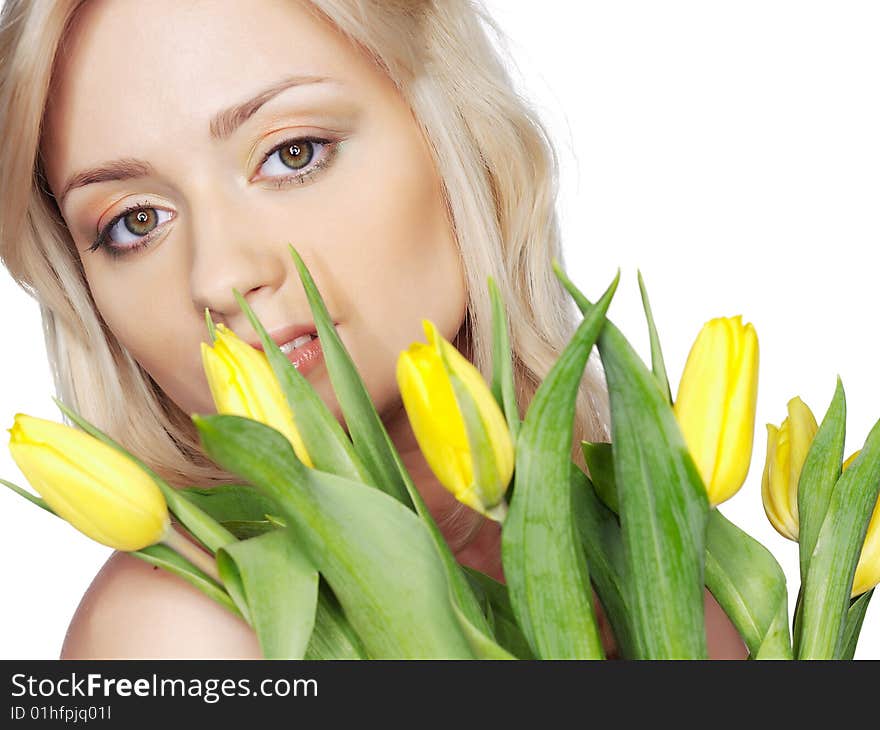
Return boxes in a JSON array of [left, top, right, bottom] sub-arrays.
[[315, 131, 467, 412], [83, 252, 214, 414]]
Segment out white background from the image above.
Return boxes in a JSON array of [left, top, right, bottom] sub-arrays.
[[1, 1, 877, 658]]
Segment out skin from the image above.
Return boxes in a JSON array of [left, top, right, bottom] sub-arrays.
[[42, 0, 746, 659]]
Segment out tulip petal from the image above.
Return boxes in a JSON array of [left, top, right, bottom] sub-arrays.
[[53, 399, 237, 554], [674, 318, 732, 496], [707, 320, 759, 505], [397, 345, 472, 497], [852, 498, 880, 597], [770, 418, 800, 538], [204, 326, 314, 468], [425, 319, 515, 502], [786, 397, 819, 525], [762, 423, 798, 540], [8, 416, 169, 551]]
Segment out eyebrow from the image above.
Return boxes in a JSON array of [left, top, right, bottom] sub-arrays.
[[58, 74, 335, 204]]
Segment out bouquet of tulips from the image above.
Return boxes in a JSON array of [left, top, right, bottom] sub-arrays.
[[4, 246, 878, 659]]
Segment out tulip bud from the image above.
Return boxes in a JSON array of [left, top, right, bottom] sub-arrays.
[[841, 450, 880, 598], [674, 316, 759, 507], [201, 323, 313, 467], [397, 320, 514, 520], [7, 414, 170, 551], [760, 397, 818, 541], [760, 420, 880, 597]]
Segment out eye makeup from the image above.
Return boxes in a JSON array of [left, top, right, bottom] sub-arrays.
[[86, 134, 343, 258]]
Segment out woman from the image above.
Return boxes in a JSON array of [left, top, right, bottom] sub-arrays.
[[0, 0, 745, 658]]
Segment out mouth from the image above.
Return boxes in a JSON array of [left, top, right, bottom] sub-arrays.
[[278, 328, 330, 376], [248, 321, 338, 353], [251, 322, 339, 376], [278, 332, 318, 355]]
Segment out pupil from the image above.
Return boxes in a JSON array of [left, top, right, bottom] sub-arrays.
[[280, 141, 313, 169]]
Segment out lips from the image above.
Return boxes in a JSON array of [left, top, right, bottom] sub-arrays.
[[245, 322, 340, 378], [247, 322, 332, 352]]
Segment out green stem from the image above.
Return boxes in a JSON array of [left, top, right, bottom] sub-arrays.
[[161, 525, 221, 582]]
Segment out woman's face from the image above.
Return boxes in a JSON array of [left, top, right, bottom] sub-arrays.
[[42, 0, 467, 423]]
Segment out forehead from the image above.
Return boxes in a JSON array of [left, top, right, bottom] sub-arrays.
[[43, 0, 377, 190]]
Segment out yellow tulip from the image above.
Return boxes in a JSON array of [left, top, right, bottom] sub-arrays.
[[397, 320, 514, 521], [761, 415, 880, 597], [674, 316, 759, 507], [7, 414, 170, 551], [201, 323, 313, 467], [760, 397, 818, 540]]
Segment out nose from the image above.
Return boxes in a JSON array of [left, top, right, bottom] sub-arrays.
[[186, 191, 288, 322]]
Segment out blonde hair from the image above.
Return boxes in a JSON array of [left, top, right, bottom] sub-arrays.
[[0, 1, 609, 500]]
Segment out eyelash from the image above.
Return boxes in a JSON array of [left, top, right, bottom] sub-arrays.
[[87, 136, 339, 258]]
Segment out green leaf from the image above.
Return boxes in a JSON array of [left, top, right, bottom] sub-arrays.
[[217, 520, 277, 540], [179, 484, 281, 524], [53, 398, 237, 554], [581, 441, 618, 513], [194, 413, 476, 658], [556, 266, 709, 659], [797, 378, 846, 586], [231, 290, 372, 486], [1, 477, 53, 513], [452, 601, 517, 659], [502, 271, 619, 659], [217, 529, 319, 659], [488, 276, 521, 444], [569, 466, 634, 658], [462, 567, 535, 659], [836, 589, 874, 660], [799, 415, 880, 659], [704, 510, 792, 659], [577, 446, 792, 660], [287, 245, 497, 650], [305, 580, 368, 659], [204, 307, 217, 342], [637, 270, 672, 405], [445, 365, 508, 520], [286, 245, 412, 506], [791, 586, 804, 656], [133, 543, 242, 618], [569, 464, 636, 658]]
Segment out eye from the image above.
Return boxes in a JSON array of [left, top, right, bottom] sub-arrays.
[[87, 204, 174, 256], [255, 137, 337, 186]]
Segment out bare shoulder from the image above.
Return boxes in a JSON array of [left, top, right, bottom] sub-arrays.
[[61, 551, 262, 659]]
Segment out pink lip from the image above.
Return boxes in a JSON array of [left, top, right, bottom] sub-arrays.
[[284, 335, 325, 376], [247, 322, 338, 352], [247, 321, 339, 377]]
